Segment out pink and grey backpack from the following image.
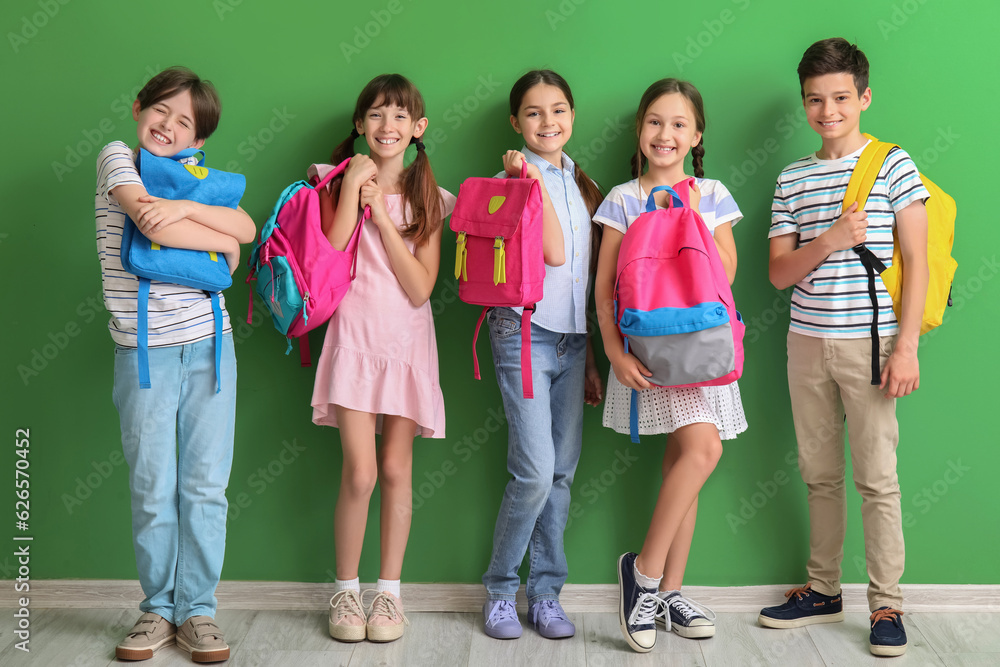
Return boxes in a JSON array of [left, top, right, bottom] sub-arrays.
[[246, 158, 369, 365], [450, 162, 544, 398], [614, 178, 744, 442]]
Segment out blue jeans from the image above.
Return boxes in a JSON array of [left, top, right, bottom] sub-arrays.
[[483, 308, 586, 602], [113, 334, 236, 626]]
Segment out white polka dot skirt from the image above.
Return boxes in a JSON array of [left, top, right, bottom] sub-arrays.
[[602, 370, 748, 440]]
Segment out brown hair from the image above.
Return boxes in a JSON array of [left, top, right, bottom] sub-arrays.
[[797, 38, 870, 98], [509, 69, 604, 272], [329, 74, 443, 246], [136, 66, 221, 141], [631, 78, 706, 180]]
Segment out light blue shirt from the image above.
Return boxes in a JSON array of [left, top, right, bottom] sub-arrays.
[[495, 148, 592, 334]]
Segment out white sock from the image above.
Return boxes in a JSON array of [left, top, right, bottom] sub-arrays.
[[659, 588, 680, 598], [335, 578, 360, 593], [376, 578, 401, 598], [633, 565, 661, 591]]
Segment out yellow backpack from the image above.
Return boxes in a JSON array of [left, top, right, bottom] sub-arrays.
[[846, 134, 957, 383]]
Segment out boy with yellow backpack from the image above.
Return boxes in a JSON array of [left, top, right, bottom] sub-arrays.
[[759, 37, 955, 657]]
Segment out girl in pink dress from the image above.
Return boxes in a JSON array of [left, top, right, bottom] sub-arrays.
[[311, 74, 455, 644]]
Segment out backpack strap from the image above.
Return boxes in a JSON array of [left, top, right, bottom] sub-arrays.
[[519, 306, 534, 399], [135, 278, 224, 393], [471, 306, 535, 399], [137, 277, 152, 389], [471, 306, 489, 381], [629, 388, 640, 444], [645, 185, 684, 212], [845, 135, 897, 385], [210, 291, 223, 393]]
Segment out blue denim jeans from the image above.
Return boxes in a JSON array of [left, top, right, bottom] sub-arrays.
[[112, 334, 236, 626], [482, 308, 586, 602]]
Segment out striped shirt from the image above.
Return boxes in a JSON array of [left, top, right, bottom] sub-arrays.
[[494, 148, 593, 334], [769, 142, 928, 338], [594, 177, 742, 236], [95, 141, 232, 348]]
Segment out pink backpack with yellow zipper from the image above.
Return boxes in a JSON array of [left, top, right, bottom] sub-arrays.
[[450, 162, 544, 398]]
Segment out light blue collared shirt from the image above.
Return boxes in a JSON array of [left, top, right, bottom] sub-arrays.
[[495, 148, 592, 334]]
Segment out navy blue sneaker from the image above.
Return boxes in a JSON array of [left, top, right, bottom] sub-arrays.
[[656, 591, 716, 638], [869, 607, 907, 657], [617, 552, 661, 653], [758, 584, 844, 629]]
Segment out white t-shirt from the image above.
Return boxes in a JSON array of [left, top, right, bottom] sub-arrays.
[[95, 141, 232, 348], [593, 177, 742, 235]]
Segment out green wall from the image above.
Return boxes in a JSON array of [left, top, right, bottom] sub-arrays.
[[4, 0, 997, 587]]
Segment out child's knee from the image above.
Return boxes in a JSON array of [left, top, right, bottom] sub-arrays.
[[342, 464, 378, 498]]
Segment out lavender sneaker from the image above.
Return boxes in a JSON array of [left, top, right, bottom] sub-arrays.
[[483, 599, 522, 639], [528, 599, 575, 639]]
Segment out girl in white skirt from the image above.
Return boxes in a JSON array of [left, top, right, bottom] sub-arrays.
[[593, 78, 747, 653]]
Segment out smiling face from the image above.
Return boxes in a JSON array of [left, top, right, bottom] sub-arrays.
[[802, 72, 871, 152], [638, 92, 702, 179], [355, 97, 427, 165], [510, 83, 574, 166], [132, 89, 204, 157]]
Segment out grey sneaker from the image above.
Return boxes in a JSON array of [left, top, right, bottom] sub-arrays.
[[176, 616, 230, 663], [115, 612, 176, 661]]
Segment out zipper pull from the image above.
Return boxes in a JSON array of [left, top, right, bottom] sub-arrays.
[[455, 231, 468, 281], [493, 236, 506, 285]]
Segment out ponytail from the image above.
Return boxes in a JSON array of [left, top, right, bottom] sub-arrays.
[[400, 138, 444, 246], [569, 156, 604, 276], [326, 129, 358, 205]]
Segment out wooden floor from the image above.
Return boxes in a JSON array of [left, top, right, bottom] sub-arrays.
[[2, 609, 998, 666]]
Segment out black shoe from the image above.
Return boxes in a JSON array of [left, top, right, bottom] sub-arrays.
[[656, 591, 716, 638], [758, 583, 844, 629], [617, 552, 660, 653], [869, 607, 907, 657]]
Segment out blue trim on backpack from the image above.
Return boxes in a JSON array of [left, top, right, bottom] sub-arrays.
[[619, 303, 730, 337]]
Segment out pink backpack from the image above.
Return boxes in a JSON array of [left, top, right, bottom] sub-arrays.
[[614, 178, 744, 441], [246, 158, 369, 365], [450, 162, 544, 398]]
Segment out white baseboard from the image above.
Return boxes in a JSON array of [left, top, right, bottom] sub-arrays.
[[5, 581, 999, 613]]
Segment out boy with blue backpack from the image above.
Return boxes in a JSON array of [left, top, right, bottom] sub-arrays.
[[760, 38, 929, 657], [94, 66, 255, 662]]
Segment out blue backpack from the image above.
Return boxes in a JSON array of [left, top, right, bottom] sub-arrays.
[[120, 148, 246, 391]]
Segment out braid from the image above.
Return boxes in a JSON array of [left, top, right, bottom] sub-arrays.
[[630, 149, 645, 179], [691, 140, 705, 179]]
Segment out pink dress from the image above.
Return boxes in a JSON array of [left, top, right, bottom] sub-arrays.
[[311, 183, 455, 439]]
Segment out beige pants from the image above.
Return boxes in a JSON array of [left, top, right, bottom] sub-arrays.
[[787, 331, 904, 611]]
